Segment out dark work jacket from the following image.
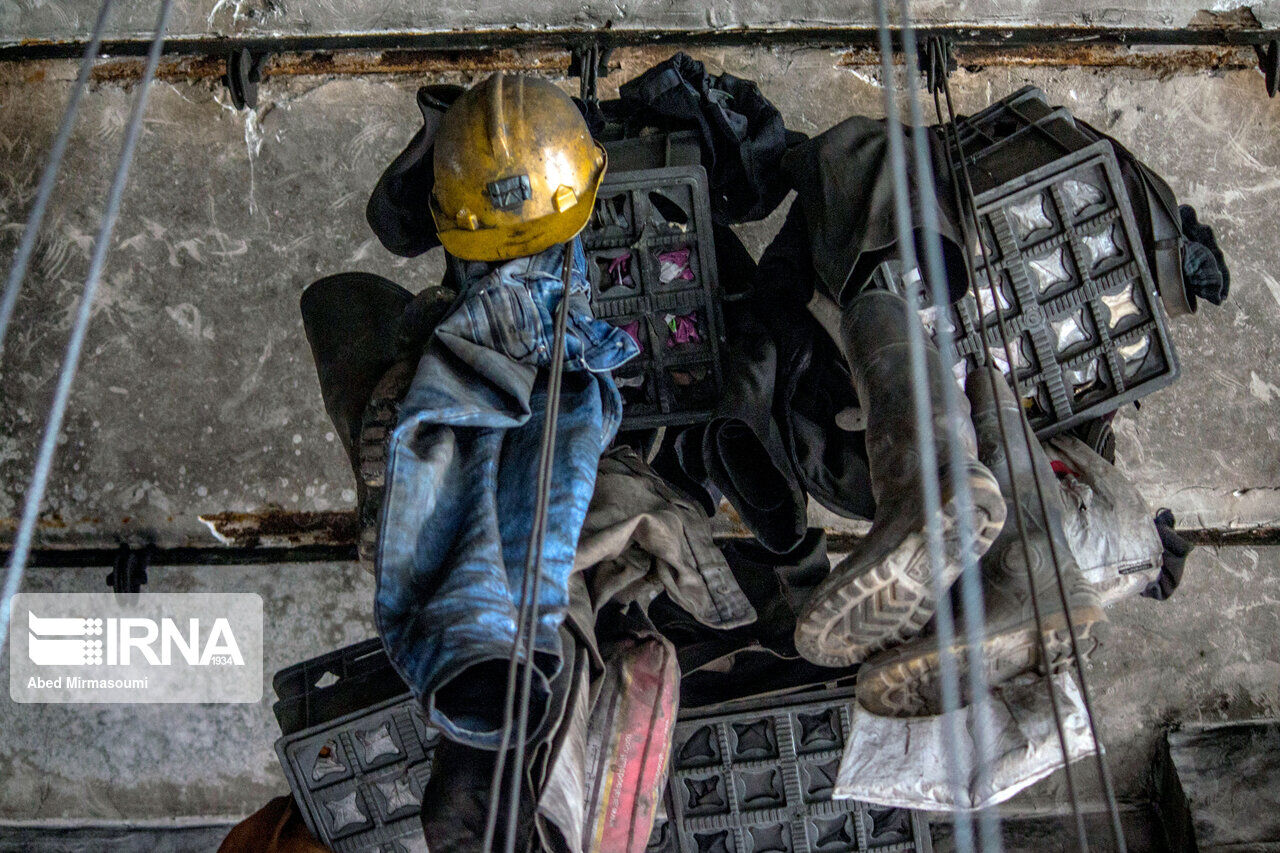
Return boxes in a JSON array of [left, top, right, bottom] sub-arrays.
[[780, 115, 970, 304]]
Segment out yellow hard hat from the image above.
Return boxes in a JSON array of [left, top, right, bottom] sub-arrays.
[[430, 73, 607, 262]]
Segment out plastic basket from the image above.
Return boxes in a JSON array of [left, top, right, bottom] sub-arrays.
[[949, 86, 1094, 196], [584, 156, 727, 430], [276, 692, 434, 853], [880, 139, 1180, 436], [273, 637, 407, 737], [649, 686, 932, 853]]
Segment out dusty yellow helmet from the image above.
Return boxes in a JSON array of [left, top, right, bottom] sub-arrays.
[[430, 73, 607, 262]]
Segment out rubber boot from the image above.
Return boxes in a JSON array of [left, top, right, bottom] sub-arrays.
[[855, 365, 1108, 716], [794, 290, 1007, 668]]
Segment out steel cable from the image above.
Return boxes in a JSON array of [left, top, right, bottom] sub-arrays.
[[929, 50, 1128, 851], [883, 9, 1008, 849], [481, 245, 576, 853], [0, 0, 117, 357], [0, 0, 174, 653], [922, 42, 1089, 852], [871, 5, 983, 850]]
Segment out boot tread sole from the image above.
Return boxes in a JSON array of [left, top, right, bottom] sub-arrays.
[[854, 606, 1108, 717], [794, 465, 1006, 668]]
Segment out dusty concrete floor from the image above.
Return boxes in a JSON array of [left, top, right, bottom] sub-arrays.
[[0, 44, 1277, 841]]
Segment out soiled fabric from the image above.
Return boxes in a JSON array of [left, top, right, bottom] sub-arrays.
[[575, 447, 755, 630], [650, 529, 828, 673], [420, 622, 588, 853], [771, 298, 875, 521], [301, 277, 457, 569], [834, 672, 1096, 812], [218, 796, 331, 853], [421, 585, 680, 852], [1048, 435, 1163, 606], [648, 529, 861, 708], [536, 609, 680, 853], [750, 205, 877, 523], [675, 302, 809, 554], [376, 238, 639, 750], [780, 116, 969, 304], [612, 52, 802, 224], [579, 628, 679, 853], [1147, 508, 1193, 601], [365, 85, 463, 257], [1180, 204, 1230, 306]]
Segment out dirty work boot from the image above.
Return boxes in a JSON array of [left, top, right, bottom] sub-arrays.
[[855, 366, 1108, 716], [794, 290, 1006, 668]]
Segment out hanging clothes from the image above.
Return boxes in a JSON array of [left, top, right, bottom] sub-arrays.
[[376, 238, 639, 750], [779, 116, 970, 305], [1048, 435, 1164, 605], [647, 529, 868, 709], [364, 85, 464, 258], [300, 274, 458, 568], [833, 672, 1097, 812], [537, 607, 681, 853], [574, 446, 755, 629], [612, 52, 804, 225]]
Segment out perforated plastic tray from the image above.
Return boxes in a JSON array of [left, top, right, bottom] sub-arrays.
[[276, 648, 930, 853], [276, 692, 432, 853], [880, 140, 1179, 437], [647, 687, 932, 853], [583, 164, 727, 430]]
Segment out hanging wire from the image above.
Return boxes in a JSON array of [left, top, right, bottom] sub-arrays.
[[921, 59, 1090, 850], [482, 245, 576, 853], [890, 14, 1009, 853], [485, 65, 603, 852], [870, 6, 982, 851], [922, 40, 1089, 853], [0, 0, 117, 356], [927, 41, 1129, 851], [0, 0, 175, 653]]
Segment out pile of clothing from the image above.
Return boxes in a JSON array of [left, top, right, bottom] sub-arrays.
[[224, 54, 1218, 852]]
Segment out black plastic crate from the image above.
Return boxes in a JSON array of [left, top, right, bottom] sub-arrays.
[[949, 86, 1095, 197], [276, 692, 434, 853], [584, 160, 726, 430], [275, 646, 929, 853], [273, 637, 408, 737], [880, 140, 1179, 437], [652, 687, 931, 853]]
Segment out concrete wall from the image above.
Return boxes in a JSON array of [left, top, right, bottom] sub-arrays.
[[3, 0, 1276, 45], [3, 50, 1279, 548], [1, 41, 1278, 841]]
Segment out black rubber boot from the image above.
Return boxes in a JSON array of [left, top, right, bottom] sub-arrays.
[[794, 290, 1006, 668], [856, 365, 1108, 716]]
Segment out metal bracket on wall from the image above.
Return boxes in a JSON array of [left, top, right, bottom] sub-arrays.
[[569, 41, 612, 105], [1257, 39, 1279, 96], [222, 48, 267, 109], [106, 543, 153, 593], [924, 36, 956, 93]]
